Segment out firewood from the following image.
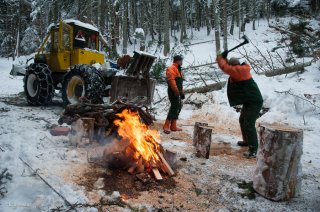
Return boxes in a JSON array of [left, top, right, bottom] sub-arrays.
[[157, 152, 175, 176], [152, 168, 163, 181], [194, 126, 212, 159], [193, 122, 209, 146], [253, 124, 303, 201]]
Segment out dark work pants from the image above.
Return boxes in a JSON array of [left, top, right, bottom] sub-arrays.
[[167, 92, 182, 120], [239, 101, 263, 153]]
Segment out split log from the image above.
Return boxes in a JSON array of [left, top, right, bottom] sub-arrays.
[[158, 153, 175, 176], [193, 122, 208, 146], [264, 61, 313, 77], [184, 81, 226, 94], [195, 126, 213, 159], [253, 124, 303, 201], [152, 168, 163, 181]]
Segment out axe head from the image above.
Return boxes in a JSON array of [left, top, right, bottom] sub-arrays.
[[242, 35, 249, 44]]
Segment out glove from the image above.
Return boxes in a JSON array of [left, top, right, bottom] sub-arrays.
[[180, 93, 185, 100], [221, 50, 229, 58]]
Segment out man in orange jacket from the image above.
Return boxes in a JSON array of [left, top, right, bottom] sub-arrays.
[[163, 55, 185, 134], [217, 51, 263, 158]]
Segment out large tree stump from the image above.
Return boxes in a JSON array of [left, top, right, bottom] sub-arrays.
[[253, 124, 303, 201], [193, 122, 208, 146], [195, 126, 212, 159]]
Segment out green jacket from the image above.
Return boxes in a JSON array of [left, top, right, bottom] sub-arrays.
[[227, 78, 263, 106]]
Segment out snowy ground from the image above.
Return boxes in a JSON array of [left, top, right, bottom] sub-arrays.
[[0, 17, 320, 211]]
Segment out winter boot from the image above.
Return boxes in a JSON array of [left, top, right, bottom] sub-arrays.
[[237, 141, 249, 147], [163, 119, 171, 134], [170, 120, 182, 131]]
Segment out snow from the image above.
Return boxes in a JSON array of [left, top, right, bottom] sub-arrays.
[[47, 20, 99, 33], [0, 17, 320, 211]]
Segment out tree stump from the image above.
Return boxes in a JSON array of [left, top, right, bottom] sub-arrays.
[[253, 124, 303, 201], [193, 122, 208, 146], [195, 126, 212, 159]]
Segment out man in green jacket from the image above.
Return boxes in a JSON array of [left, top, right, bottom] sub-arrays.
[[217, 51, 263, 158]]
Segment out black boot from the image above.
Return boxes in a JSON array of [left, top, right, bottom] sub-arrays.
[[237, 141, 248, 147]]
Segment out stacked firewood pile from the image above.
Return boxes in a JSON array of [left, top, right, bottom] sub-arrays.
[[58, 99, 154, 133]]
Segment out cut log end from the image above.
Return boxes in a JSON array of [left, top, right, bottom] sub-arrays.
[[253, 124, 303, 201]]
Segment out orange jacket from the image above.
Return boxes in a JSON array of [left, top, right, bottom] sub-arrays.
[[166, 63, 182, 96], [216, 56, 252, 82]]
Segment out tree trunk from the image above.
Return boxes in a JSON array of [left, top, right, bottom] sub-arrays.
[[222, 0, 228, 51], [193, 122, 208, 146], [264, 61, 312, 77], [213, 0, 221, 54], [180, 0, 187, 42], [163, 0, 170, 56], [195, 126, 213, 159], [122, 0, 128, 54], [230, 0, 235, 35], [253, 124, 303, 201], [184, 81, 226, 94], [252, 0, 257, 30]]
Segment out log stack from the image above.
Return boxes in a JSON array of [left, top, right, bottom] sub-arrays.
[[253, 124, 303, 201]]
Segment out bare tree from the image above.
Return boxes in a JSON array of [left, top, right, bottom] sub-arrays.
[[163, 0, 170, 56], [122, 0, 128, 54], [222, 0, 228, 50], [213, 0, 221, 54]]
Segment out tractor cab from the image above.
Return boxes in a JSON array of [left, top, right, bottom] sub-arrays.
[[37, 20, 104, 73]]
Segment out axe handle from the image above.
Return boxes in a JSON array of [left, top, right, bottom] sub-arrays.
[[226, 41, 248, 54]]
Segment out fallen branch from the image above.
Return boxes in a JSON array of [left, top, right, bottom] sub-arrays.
[[184, 81, 226, 94], [19, 157, 75, 210], [183, 62, 217, 70], [264, 61, 313, 77]]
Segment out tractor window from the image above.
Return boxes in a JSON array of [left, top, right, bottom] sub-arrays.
[[52, 31, 58, 52], [62, 24, 71, 51], [73, 28, 98, 51]]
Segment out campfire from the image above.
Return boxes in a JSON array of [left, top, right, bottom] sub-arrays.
[[106, 109, 174, 180], [58, 101, 175, 180]]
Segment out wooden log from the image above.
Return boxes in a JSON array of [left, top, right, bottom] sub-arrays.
[[195, 126, 212, 159], [193, 122, 208, 146], [158, 152, 175, 176], [253, 124, 303, 201], [264, 61, 312, 77], [152, 168, 163, 181], [184, 81, 226, 94]]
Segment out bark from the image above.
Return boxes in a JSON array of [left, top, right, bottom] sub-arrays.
[[184, 81, 226, 94], [122, 0, 128, 54], [252, 0, 257, 30], [193, 122, 208, 146], [180, 0, 187, 42], [163, 0, 170, 56], [230, 0, 235, 35], [253, 124, 303, 201], [264, 61, 312, 77], [195, 126, 212, 159], [222, 0, 228, 51], [213, 0, 221, 54]]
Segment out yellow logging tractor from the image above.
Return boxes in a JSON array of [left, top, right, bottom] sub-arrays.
[[14, 20, 156, 106]]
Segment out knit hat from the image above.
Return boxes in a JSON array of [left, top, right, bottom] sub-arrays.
[[173, 55, 183, 62], [229, 57, 240, 66]]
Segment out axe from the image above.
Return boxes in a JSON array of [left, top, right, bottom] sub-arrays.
[[225, 35, 249, 54]]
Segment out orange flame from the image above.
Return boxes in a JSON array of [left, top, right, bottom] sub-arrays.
[[113, 109, 161, 163]]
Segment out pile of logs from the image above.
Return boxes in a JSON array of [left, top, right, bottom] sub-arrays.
[[58, 100, 154, 136]]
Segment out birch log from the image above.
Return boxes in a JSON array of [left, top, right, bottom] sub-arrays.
[[195, 126, 212, 159], [193, 122, 208, 146], [253, 124, 303, 201]]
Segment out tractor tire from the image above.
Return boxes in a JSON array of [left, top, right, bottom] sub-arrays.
[[62, 64, 105, 105], [24, 63, 54, 106]]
